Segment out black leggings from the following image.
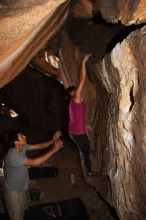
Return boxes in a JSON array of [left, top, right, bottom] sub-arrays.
[[70, 133, 91, 173]]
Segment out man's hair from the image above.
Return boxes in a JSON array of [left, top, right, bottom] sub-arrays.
[[5, 129, 21, 148]]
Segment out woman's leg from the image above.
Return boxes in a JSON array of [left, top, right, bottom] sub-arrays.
[[70, 133, 92, 173]]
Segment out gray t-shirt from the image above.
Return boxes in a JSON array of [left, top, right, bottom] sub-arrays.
[[4, 144, 30, 192]]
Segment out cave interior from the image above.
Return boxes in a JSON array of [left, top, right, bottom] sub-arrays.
[[0, 1, 146, 220]]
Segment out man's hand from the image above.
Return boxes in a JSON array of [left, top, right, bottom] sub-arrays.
[[53, 130, 62, 141], [52, 139, 63, 153]]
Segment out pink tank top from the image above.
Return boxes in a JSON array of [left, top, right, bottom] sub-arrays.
[[69, 99, 86, 135]]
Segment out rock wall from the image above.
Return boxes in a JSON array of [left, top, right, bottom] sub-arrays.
[[99, 0, 146, 25], [74, 0, 146, 25], [94, 26, 146, 219], [58, 9, 146, 217]]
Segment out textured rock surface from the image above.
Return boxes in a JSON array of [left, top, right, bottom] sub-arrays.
[[0, 0, 67, 54], [99, 0, 146, 25], [0, 0, 70, 88], [73, 0, 93, 18], [60, 17, 146, 219], [94, 26, 146, 219], [74, 0, 146, 25]]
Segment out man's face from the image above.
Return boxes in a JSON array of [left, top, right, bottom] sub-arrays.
[[17, 133, 27, 145]]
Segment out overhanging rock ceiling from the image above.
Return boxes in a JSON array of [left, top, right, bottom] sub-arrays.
[[0, 0, 71, 88], [0, 0, 68, 54], [0, 0, 146, 89]]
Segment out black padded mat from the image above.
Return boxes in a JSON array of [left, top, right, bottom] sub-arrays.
[[28, 166, 58, 178], [25, 197, 90, 220]]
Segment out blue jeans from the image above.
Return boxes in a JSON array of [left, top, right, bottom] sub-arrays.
[[4, 191, 27, 220], [70, 133, 91, 173]]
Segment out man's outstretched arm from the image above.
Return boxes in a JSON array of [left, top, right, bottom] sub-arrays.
[[24, 139, 63, 166], [27, 130, 62, 151]]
